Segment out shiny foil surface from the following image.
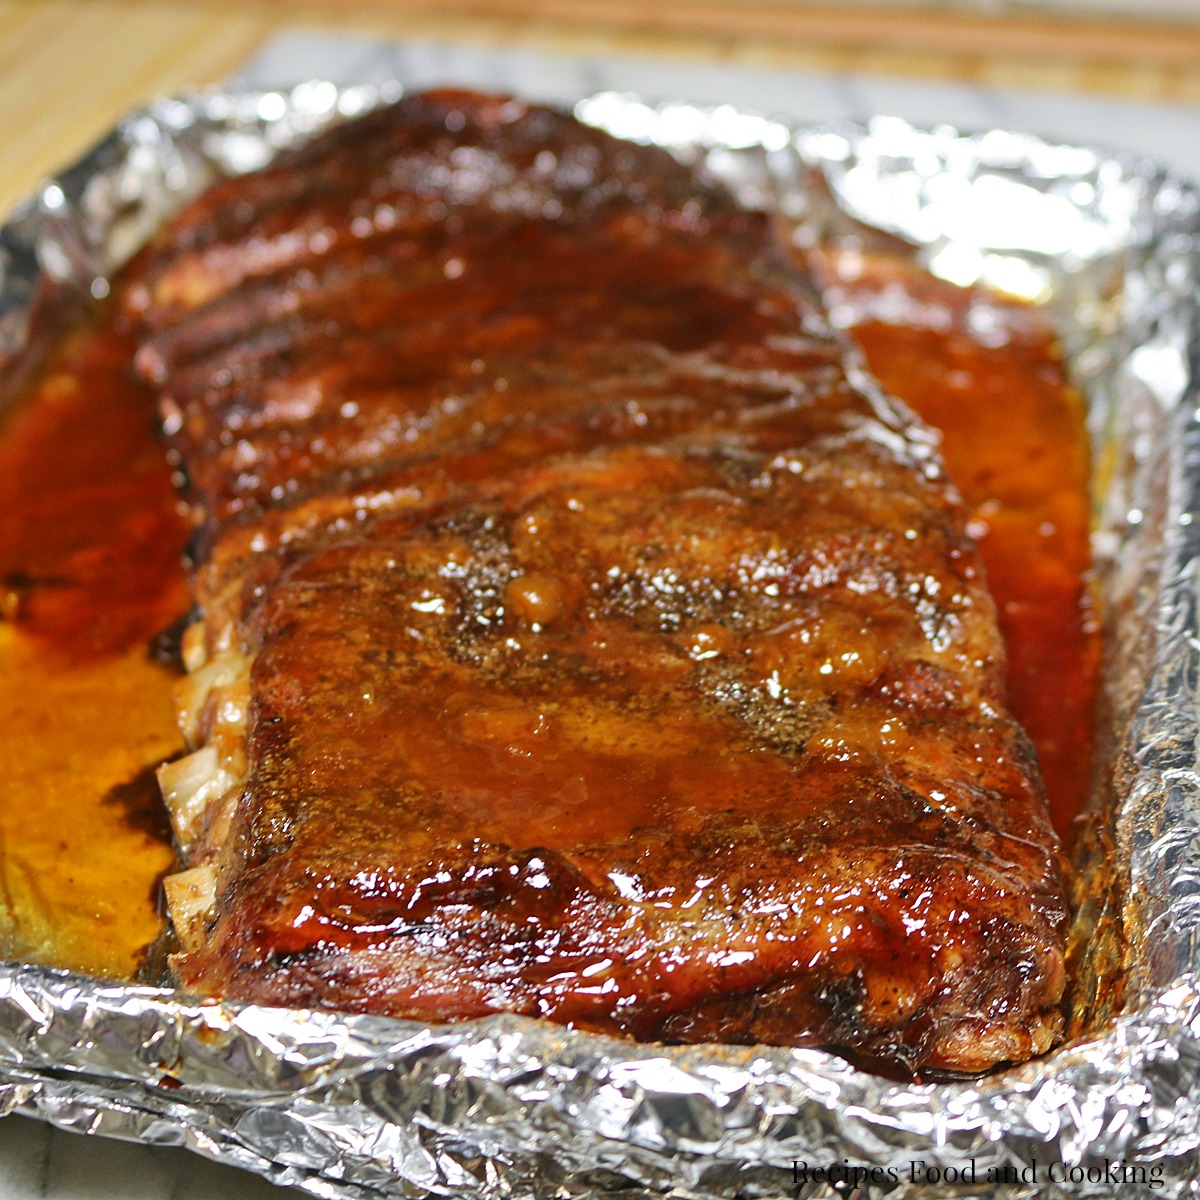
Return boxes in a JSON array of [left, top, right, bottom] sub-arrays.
[[1, 83, 1199, 1199]]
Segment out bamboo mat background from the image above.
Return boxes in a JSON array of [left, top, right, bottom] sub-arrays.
[[0, 0, 1199, 217]]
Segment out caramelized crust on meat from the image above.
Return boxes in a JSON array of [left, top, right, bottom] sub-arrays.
[[130, 90, 1068, 1073]]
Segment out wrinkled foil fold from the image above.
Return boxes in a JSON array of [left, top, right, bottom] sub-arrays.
[[1, 83, 1199, 1198]]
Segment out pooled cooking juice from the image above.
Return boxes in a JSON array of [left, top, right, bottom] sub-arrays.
[[0, 315, 189, 978]]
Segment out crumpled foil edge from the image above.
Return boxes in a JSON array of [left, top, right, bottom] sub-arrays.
[[0, 82, 1199, 1199]]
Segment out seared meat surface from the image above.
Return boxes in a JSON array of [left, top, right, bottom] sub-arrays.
[[130, 91, 1067, 1072]]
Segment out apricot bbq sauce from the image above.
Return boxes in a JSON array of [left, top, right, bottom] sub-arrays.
[[0, 253, 1098, 980]]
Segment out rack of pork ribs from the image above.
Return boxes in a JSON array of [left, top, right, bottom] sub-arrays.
[[124, 90, 1068, 1075]]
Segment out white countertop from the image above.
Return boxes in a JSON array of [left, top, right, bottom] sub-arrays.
[[0, 1114, 293, 1199]]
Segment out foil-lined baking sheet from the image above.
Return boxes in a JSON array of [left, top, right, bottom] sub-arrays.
[[1, 82, 1199, 1199]]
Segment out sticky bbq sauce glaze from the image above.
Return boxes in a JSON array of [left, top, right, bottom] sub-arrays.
[[0, 256, 1099, 980]]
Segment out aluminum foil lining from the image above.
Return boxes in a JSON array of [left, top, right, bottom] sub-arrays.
[[1, 82, 1199, 1199]]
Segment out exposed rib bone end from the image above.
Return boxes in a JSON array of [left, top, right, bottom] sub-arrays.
[[162, 864, 217, 954]]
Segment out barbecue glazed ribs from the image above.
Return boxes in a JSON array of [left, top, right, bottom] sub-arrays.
[[129, 91, 1068, 1073]]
